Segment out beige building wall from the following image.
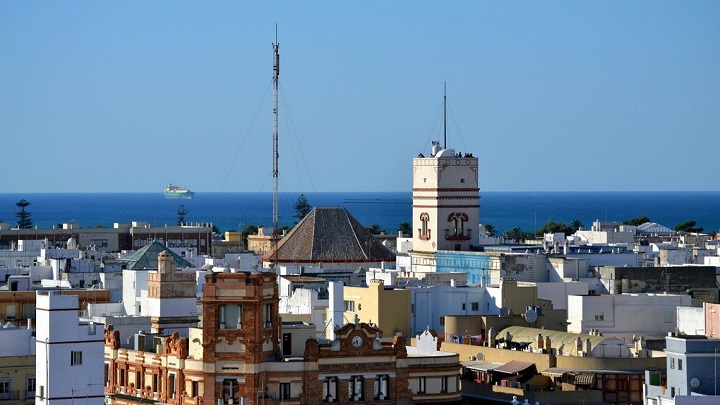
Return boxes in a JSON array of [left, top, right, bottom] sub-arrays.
[[343, 279, 411, 337], [247, 227, 272, 254], [501, 279, 538, 315]]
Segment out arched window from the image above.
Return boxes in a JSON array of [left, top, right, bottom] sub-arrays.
[[419, 213, 430, 240], [446, 213, 470, 240]]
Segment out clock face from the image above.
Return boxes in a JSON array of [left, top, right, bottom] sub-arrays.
[[351, 335, 363, 348]]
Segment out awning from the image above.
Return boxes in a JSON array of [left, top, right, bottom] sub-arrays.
[[569, 373, 596, 386], [493, 360, 535, 374], [463, 361, 503, 372]]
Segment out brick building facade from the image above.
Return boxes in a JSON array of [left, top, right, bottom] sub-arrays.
[[104, 268, 463, 405]]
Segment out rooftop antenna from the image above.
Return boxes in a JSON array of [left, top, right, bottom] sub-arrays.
[[272, 26, 280, 240], [443, 81, 447, 149]]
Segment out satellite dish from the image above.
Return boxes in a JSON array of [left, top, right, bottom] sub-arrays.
[[524, 309, 538, 323], [499, 307, 510, 316], [690, 378, 700, 388], [476, 352, 484, 361]]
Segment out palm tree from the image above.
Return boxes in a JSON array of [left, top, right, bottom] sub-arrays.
[[397, 222, 412, 236], [366, 224, 386, 235], [571, 219, 583, 232], [484, 224, 497, 237], [504, 227, 524, 243]]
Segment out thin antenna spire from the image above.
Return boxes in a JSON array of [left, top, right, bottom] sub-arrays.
[[443, 81, 447, 149], [272, 27, 280, 237]]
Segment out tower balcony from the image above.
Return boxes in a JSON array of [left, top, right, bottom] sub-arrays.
[[445, 229, 471, 241]]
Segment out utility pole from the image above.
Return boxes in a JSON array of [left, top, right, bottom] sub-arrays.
[[272, 27, 280, 261]]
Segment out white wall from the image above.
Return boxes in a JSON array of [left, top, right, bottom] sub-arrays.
[[411, 284, 493, 335], [122, 269, 148, 315], [327, 281, 344, 339], [0, 327, 35, 356], [146, 297, 197, 318], [536, 281, 589, 310], [36, 291, 104, 405], [567, 293, 692, 335], [677, 306, 705, 335]]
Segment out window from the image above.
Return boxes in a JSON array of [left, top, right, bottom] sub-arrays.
[[279, 383, 291, 400], [374, 375, 388, 400], [462, 303, 466, 310], [419, 213, 430, 240], [26, 376, 36, 396], [471, 302, 479, 311], [447, 213, 468, 237], [440, 316, 445, 326], [263, 303, 272, 328], [222, 379, 239, 405], [670, 358, 675, 369], [71, 351, 83, 366], [91, 239, 108, 248], [191, 381, 199, 398], [38, 386, 45, 399], [344, 300, 355, 312], [595, 314, 604, 321], [349, 376, 363, 401], [168, 373, 176, 399], [670, 387, 675, 398], [0, 378, 10, 397], [219, 304, 243, 329], [323, 377, 338, 402], [6, 305, 16, 321], [23, 303, 35, 319], [678, 359, 683, 370], [441, 376, 448, 393], [418, 377, 426, 394]]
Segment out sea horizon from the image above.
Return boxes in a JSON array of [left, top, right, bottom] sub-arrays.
[[1, 191, 718, 237]]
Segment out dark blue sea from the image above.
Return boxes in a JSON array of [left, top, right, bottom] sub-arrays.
[[0, 192, 718, 236]]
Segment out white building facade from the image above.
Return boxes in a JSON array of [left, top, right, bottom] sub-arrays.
[[36, 291, 104, 405], [566, 293, 692, 336]]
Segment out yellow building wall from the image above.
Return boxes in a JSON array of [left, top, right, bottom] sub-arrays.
[[344, 279, 411, 338], [0, 355, 35, 405]]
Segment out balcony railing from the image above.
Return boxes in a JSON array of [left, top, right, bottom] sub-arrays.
[[445, 228, 471, 241], [0, 391, 20, 401]]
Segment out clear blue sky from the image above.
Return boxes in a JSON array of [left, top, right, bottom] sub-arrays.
[[1, 1, 718, 193]]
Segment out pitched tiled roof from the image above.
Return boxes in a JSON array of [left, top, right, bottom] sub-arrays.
[[121, 240, 193, 270], [264, 207, 396, 263]]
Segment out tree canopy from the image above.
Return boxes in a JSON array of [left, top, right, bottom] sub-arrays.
[[675, 220, 703, 233], [293, 194, 312, 222], [483, 224, 497, 237], [366, 224, 386, 235], [177, 205, 188, 226], [241, 224, 259, 249], [397, 222, 412, 236], [504, 227, 532, 243], [535, 221, 574, 237], [623, 215, 651, 226], [15, 199, 32, 229]]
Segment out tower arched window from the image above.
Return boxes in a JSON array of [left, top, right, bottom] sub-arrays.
[[446, 213, 470, 240], [419, 213, 431, 240]]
